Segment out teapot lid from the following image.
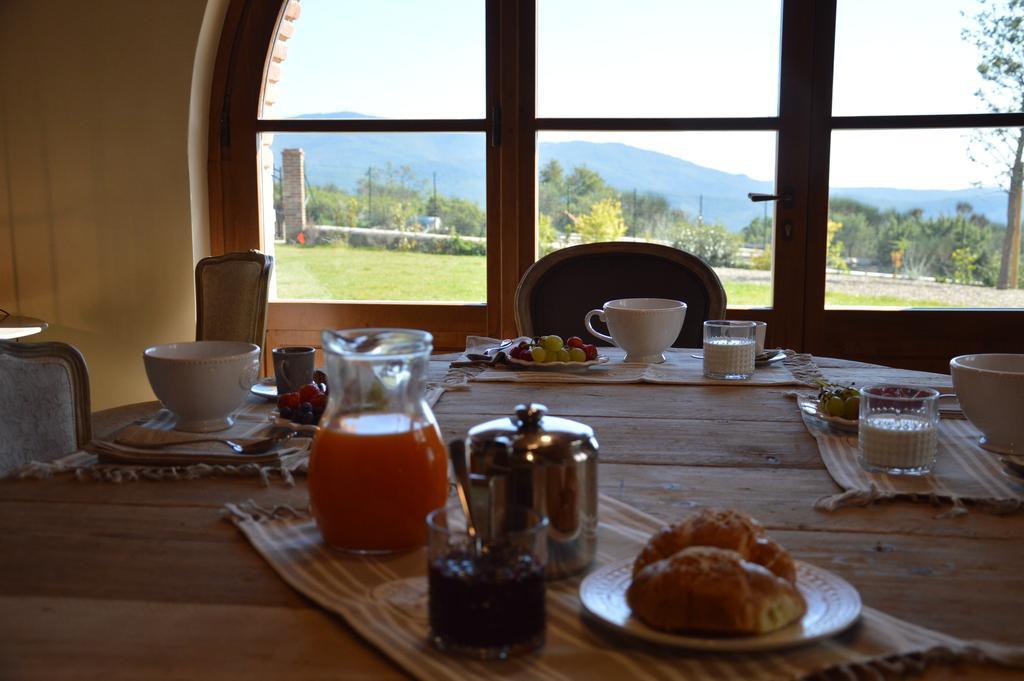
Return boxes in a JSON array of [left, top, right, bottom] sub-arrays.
[[467, 403, 595, 461]]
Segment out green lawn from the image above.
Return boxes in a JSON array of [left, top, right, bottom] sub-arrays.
[[275, 242, 486, 301], [275, 244, 946, 307], [723, 281, 947, 308]]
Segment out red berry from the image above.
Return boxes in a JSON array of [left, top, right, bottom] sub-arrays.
[[298, 383, 323, 402], [309, 393, 327, 414], [277, 391, 301, 411], [567, 336, 584, 349], [583, 344, 598, 361]]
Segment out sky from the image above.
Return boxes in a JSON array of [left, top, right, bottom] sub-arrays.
[[269, 0, 1010, 190]]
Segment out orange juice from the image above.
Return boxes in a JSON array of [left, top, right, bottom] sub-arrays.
[[309, 413, 449, 552]]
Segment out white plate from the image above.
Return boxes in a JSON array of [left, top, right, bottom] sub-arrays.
[[799, 398, 859, 433], [579, 559, 861, 653], [506, 355, 609, 372], [250, 378, 277, 401]]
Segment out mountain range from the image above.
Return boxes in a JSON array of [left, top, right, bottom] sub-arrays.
[[270, 113, 1009, 231]]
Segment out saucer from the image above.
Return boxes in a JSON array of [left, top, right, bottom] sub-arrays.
[[250, 377, 278, 401]]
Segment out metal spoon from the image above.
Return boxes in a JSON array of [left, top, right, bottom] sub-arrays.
[[448, 438, 482, 555], [127, 428, 297, 455]]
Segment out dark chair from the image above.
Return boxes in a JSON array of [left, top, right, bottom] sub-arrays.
[[195, 250, 274, 350], [0, 340, 91, 477], [515, 242, 727, 348]]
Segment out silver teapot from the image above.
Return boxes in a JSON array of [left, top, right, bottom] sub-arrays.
[[451, 403, 599, 579]]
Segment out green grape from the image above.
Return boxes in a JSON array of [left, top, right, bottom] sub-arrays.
[[825, 396, 845, 417], [843, 396, 860, 420], [542, 335, 564, 353], [530, 346, 547, 362], [568, 347, 587, 362], [555, 348, 570, 362]]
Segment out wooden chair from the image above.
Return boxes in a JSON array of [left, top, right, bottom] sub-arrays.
[[195, 251, 274, 350], [0, 340, 91, 477], [515, 242, 727, 348]]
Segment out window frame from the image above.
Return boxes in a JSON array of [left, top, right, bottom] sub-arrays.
[[209, 0, 1024, 370]]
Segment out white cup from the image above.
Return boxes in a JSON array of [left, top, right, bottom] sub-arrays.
[[584, 298, 687, 364]]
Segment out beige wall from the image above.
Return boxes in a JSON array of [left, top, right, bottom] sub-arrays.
[[0, 0, 228, 410]]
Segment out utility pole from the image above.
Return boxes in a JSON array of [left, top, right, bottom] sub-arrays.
[[632, 188, 638, 235], [432, 171, 438, 216], [366, 166, 374, 226], [698, 194, 704, 227]]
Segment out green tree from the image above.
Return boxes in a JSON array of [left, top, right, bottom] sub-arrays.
[[538, 159, 566, 225], [307, 183, 359, 227], [963, 0, 1024, 288], [621, 189, 672, 238], [826, 219, 849, 273], [564, 166, 618, 227], [434, 195, 486, 237], [538, 213, 558, 256], [357, 163, 426, 228], [576, 198, 627, 243], [741, 216, 772, 248], [672, 221, 740, 267]]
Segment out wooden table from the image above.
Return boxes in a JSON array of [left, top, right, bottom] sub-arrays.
[[2, 355, 1021, 680]]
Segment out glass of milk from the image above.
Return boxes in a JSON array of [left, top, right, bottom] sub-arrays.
[[858, 385, 940, 475], [702, 321, 757, 380]]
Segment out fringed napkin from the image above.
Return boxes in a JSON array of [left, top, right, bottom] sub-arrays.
[[15, 401, 312, 484], [225, 494, 1024, 680], [14, 388, 451, 485], [797, 405, 1024, 515]]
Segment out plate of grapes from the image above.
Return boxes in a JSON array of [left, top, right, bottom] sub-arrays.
[[506, 335, 608, 372], [799, 384, 860, 433]]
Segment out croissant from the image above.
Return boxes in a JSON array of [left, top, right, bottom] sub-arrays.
[[633, 508, 796, 584], [627, 546, 806, 635]]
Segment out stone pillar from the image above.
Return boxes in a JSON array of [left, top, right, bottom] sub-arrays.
[[282, 148, 306, 242]]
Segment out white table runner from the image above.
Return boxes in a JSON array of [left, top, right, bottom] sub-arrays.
[[225, 494, 1024, 680], [799, 407, 1024, 515], [453, 338, 817, 387]]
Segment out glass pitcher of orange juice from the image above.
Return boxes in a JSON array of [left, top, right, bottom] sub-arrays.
[[309, 329, 449, 552]]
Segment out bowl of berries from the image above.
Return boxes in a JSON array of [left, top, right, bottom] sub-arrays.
[[506, 335, 607, 372], [276, 371, 328, 426]]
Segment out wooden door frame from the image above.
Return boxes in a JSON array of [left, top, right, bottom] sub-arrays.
[[208, 0, 1024, 370]]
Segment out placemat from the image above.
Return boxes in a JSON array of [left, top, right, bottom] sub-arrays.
[[799, 407, 1024, 515], [224, 494, 1023, 680], [451, 337, 817, 387], [12, 386, 448, 484]]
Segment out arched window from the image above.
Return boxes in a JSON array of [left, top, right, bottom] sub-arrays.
[[211, 0, 1024, 368]]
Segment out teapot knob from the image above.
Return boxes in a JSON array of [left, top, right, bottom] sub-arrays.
[[514, 403, 547, 430]]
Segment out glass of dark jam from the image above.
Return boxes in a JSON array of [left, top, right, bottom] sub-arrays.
[[426, 507, 547, 659]]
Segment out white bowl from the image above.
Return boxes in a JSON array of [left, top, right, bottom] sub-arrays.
[[144, 341, 260, 432], [950, 354, 1024, 455]]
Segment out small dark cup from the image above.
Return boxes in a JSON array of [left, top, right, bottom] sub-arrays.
[[272, 346, 316, 394]]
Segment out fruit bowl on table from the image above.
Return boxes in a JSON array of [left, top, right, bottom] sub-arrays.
[[504, 334, 607, 371], [275, 380, 327, 428]]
